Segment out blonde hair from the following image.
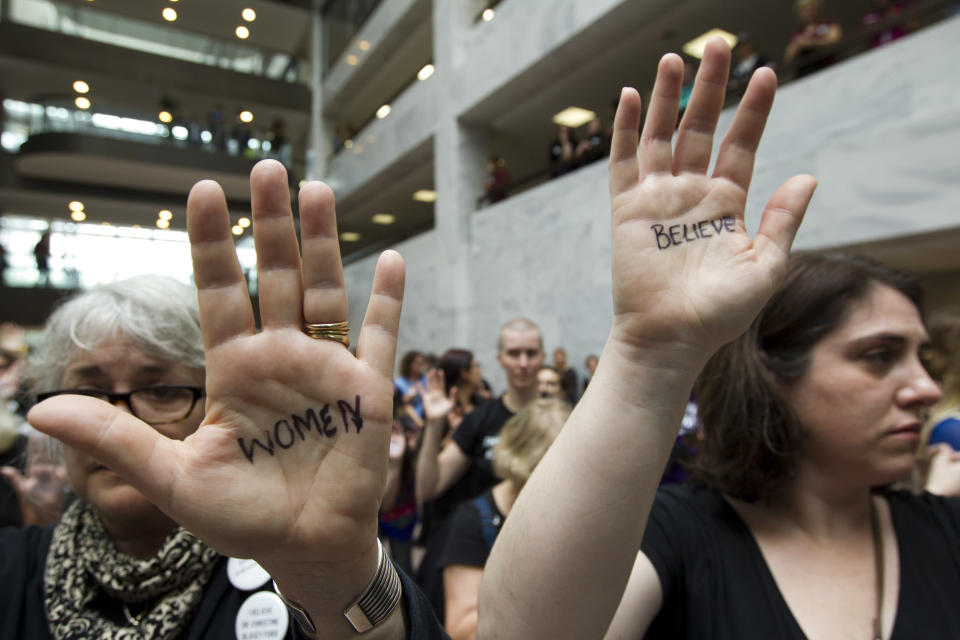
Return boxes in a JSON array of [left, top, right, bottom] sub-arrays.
[[492, 398, 570, 489]]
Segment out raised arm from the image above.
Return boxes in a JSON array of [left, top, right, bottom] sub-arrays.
[[479, 38, 817, 639], [415, 368, 470, 503], [29, 161, 413, 639]]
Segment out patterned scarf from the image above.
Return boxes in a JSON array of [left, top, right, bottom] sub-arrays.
[[44, 500, 220, 640]]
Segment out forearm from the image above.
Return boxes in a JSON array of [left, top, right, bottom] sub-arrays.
[[414, 418, 445, 503], [447, 612, 477, 640], [382, 461, 402, 512], [479, 333, 705, 640]]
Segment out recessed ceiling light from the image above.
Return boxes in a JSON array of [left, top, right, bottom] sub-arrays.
[[412, 189, 437, 203], [346, 54, 359, 66], [372, 213, 396, 225], [343, 139, 354, 149], [101, 221, 112, 226], [417, 64, 435, 81], [156, 219, 170, 229], [232, 225, 244, 235], [158, 110, 173, 123], [73, 80, 90, 94], [68, 201, 85, 212], [239, 110, 254, 123], [376, 104, 391, 119], [552, 106, 596, 128], [162, 7, 177, 21], [74, 96, 91, 110], [158, 209, 173, 221], [238, 217, 251, 228], [70, 211, 87, 222], [358, 40, 370, 51], [482, 8, 495, 22], [340, 232, 361, 242], [682, 28, 738, 59], [235, 25, 250, 39], [242, 8, 256, 22]]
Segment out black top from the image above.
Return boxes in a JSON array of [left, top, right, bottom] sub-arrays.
[[0, 525, 449, 640], [438, 491, 505, 571], [441, 397, 513, 523], [641, 483, 960, 639], [0, 434, 27, 528]]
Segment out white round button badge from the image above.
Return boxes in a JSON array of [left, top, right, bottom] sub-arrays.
[[227, 558, 272, 591], [235, 591, 289, 640]]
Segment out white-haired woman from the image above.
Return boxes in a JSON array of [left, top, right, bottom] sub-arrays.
[[0, 161, 447, 639]]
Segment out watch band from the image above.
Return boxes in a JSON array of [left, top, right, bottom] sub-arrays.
[[273, 539, 402, 636]]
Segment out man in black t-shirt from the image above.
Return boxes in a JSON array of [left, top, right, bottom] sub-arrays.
[[415, 317, 544, 618]]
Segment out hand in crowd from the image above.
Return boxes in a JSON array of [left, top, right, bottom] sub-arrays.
[[925, 443, 960, 497], [28, 160, 406, 637], [0, 433, 69, 527], [423, 368, 456, 423], [607, 38, 817, 369]]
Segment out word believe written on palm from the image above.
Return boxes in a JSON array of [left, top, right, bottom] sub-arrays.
[[651, 215, 736, 250]]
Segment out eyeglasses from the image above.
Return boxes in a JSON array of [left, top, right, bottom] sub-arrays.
[[36, 385, 204, 425]]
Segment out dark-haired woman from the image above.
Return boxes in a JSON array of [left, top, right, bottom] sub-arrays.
[[480, 38, 960, 640]]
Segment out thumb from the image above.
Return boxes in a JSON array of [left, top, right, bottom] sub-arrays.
[[755, 174, 818, 272], [28, 395, 177, 513]]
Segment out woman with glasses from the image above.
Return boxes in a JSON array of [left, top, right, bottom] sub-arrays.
[[1, 161, 447, 639]]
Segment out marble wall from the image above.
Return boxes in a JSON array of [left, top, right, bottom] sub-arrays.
[[341, 13, 960, 391]]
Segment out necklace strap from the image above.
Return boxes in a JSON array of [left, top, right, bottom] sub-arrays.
[[870, 496, 884, 640]]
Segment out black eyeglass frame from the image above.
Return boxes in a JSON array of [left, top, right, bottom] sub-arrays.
[[36, 385, 205, 424]]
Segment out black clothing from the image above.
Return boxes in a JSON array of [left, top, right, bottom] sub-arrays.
[[559, 367, 578, 405], [438, 490, 505, 571], [0, 434, 27, 527], [417, 397, 513, 622], [641, 483, 960, 639], [0, 525, 449, 639]]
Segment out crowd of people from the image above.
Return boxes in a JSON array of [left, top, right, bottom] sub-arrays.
[[1, 35, 959, 640]]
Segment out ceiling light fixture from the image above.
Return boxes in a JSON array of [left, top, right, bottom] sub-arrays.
[[75, 96, 91, 110], [412, 189, 437, 203], [417, 64, 435, 81], [158, 210, 173, 221], [376, 104, 391, 119], [158, 110, 173, 123], [156, 219, 170, 229], [68, 201, 85, 212], [70, 211, 87, 222], [552, 106, 596, 128], [241, 8, 256, 22], [73, 80, 90, 94], [482, 8, 495, 22], [346, 54, 359, 66], [372, 213, 396, 225], [235, 25, 250, 39], [232, 225, 244, 235], [239, 110, 254, 123], [682, 28, 738, 59], [343, 139, 354, 149], [340, 232, 361, 242], [162, 7, 177, 21], [238, 217, 251, 228], [358, 40, 370, 51]]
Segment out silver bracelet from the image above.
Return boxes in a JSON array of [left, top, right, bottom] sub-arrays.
[[273, 539, 402, 636]]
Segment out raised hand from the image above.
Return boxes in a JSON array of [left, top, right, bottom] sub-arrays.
[[608, 38, 817, 363], [29, 160, 405, 634], [422, 368, 456, 422], [0, 433, 68, 527]]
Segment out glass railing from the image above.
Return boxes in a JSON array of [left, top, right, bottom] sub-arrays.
[[0, 216, 259, 294], [2, 99, 297, 174], [5, 0, 306, 83]]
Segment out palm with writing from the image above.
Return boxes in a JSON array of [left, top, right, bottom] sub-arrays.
[[423, 368, 456, 423], [608, 38, 817, 364], [28, 160, 403, 622]]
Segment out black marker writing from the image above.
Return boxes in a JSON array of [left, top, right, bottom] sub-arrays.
[[237, 394, 363, 464], [651, 216, 736, 250]]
